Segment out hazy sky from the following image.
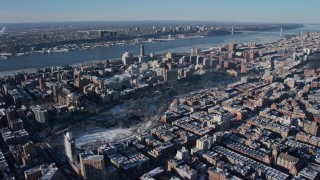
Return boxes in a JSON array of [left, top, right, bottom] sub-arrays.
[[0, 0, 319, 23]]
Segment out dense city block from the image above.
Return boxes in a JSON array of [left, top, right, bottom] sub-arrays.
[[0, 30, 320, 180]]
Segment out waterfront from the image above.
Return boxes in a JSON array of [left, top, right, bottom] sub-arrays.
[[1, 24, 320, 74]]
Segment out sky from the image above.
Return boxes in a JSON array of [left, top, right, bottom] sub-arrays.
[[0, 0, 319, 24]]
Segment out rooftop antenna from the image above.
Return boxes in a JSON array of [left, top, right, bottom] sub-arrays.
[[280, 28, 283, 37]]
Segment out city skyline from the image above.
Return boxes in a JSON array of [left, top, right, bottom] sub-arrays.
[[1, 0, 320, 24]]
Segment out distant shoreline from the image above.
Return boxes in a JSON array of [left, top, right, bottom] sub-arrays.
[[0, 23, 303, 59], [0, 24, 310, 76], [0, 36, 288, 77], [0, 59, 119, 77]]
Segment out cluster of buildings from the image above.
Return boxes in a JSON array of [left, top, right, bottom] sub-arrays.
[[0, 32, 233, 179], [0, 39, 240, 128], [55, 31, 320, 180], [0, 26, 320, 179], [0, 22, 227, 57], [0, 105, 65, 179]]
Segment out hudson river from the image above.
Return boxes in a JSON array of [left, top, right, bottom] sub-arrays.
[[1, 24, 320, 74]]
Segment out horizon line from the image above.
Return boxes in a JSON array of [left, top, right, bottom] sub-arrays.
[[0, 19, 311, 25]]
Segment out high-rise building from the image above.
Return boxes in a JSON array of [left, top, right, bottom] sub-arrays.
[[31, 105, 48, 124], [191, 47, 201, 56], [190, 56, 197, 65], [80, 153, 106, 180], [155, 68, 178, 84], [64, 131, 76, 163], [6, 107, 16, 123], [140, 44, 145, 57], [228, 43, 237, 52], [166, 52, 175, 59], [241, 62, 247, 73], [196, 56, 203, 64], [39, 76, 46, 90], [165, 69, 178, 84], [122, 52, 134, 65], [196, 135, 213, 150], [249, 50, 255, 60], [203, 58, 211, 69], [139, 44, 149, 63], [248, 42, 256, 48], [22, 141, 37, 158], [8, 119, 24, 131], [156, 68, 165, 78], [176, 147, 189, 161], [162, 27, 167, 33], [105, 60, 110, 68]]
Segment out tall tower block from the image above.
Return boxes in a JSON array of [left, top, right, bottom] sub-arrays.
[[64, 130, 76, 163], [140, 44, 145, 57]]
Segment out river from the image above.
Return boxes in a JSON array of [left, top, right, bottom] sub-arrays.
[[1, 24, 320, 75]]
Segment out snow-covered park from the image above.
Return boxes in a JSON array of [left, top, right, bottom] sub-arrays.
[[49, 93, 169, 150]]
